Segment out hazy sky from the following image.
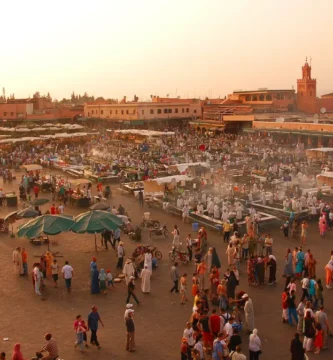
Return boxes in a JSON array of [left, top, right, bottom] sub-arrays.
[[2, 0, 333, 100]]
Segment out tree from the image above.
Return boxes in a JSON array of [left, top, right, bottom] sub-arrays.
[[33, 91, 40, 99], [46, 92, 52, 101]]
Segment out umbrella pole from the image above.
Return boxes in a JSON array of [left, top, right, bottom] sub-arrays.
[[95, 233, 97, 252]]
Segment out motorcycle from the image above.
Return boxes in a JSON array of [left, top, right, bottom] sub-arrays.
[[140, 219, 160, 229], [169, 245, 189, 264], [132, 244, 163, 260], [149, 225, 169, 238]]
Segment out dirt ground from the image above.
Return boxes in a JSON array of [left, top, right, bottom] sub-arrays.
[[0, 170, 333, 360]]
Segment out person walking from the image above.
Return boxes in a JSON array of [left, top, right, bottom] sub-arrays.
[[249, 329, 261, 360], [74, 315, 86, 352], [125, 310, 136, 352], [243, 294, 255, 334], [33, 263, 43, 296], [314, 306, 330, 350], [303, 311, 315, 352], [186, 234, 193, 261], [51, 259, 59, 288], [264, 234, 273, 256], [62, 260, 74, 293], [287, 290, 298, 326], [126, 276, 140, 305], [21, 248, 28, 275], [116, 242, 125, 270], [12, 247, 24, 276], [88, 305, 104, 349], [138, 189, 144, 207], [170, 262, 180, 293], [290, 333, 305, 360], [140, 265, 152, 294], [230, 345, 246, 360]]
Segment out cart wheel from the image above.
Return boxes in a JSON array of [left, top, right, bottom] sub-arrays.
[[163, 229, 169, 237], [150, 230, 156, 238], [153, 221, 160, 229]]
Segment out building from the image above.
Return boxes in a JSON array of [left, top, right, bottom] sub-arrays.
[[0, 102, 34, 120], [230, 89, 295, 112], [84, 101, 201, 125]]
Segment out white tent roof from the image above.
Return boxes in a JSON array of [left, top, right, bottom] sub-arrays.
[[108, 129, 175, 136], [147, 174, 192, 185], [309, 148, 333, 152]]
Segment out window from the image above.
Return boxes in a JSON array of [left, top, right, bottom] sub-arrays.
[[175, 108, 178, 113], [142, 110, 144, 115], [110, 110, 112, 115], [280, 94, 284, 100], [252, 96, 258, 101], [186, 108, 189, 113], [150, 109, 154, 114], [92, 110, 94, 115], [4, 112, 7, 116], [158, 109, 162, 114], [121, 110, 124, 115], [126, 110, 129, 114], [168, 109, 172, 113], [115, 110, 118, 115], [266, 95, 272, 101], [259, 95, 265, 101], [245, 95, 251, 101], [194, 110, 197, 113], [182, 108, 185, 113], [101, 110, 104, 115], [164, 109, 168, 114], [133, 109, 136, 114], [88, 112, 90, 116]]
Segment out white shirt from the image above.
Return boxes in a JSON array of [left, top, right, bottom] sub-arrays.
[[249, 334, 261, 352], [183, 328, 195, 346], [194, 341, 204, 359], [224, 322, 233, 340], [61, 264, 73, 279], [301, 277, 309, 289]]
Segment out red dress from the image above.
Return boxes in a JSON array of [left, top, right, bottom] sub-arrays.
[[314, 329, 323, 348]]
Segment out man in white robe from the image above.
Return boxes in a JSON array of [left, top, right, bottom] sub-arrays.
[[140, 266, 152, 293], [123, 259, 135, 285], [144, 252, 152, 272], [13, 247, 24, 275], [243, 294, 255, 333]]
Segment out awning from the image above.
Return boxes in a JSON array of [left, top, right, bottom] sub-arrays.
[[130, 120, 144, 125]]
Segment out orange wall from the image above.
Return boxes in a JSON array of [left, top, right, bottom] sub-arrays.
[[253, 121, 333, 132]]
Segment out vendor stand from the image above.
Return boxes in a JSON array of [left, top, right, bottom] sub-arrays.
[[68, 178, 92, 208]]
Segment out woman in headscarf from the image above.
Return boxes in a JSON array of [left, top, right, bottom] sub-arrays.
[[226, 270, 238, 300], [90, 263, 100, 294], [256, 258, 265, 285], [295, 247, 304, 278], [267, 255, 277, 285], [226, 243, 235, 269], [319, 214, 327, 237], [325, 260, 333, 289], [308, 254, 317, 279], [98, 268, 107, 294], [11, 343, 25, 360], [283, 248, 293, 287], [44, 251, 54, 277], [211, 247, 221, 269], [247, 257, 257, 286], [249, 329, 262, 360]]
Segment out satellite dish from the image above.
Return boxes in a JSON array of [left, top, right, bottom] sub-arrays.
[[321, 107, 327, 114], [276, 117, 285, 123]]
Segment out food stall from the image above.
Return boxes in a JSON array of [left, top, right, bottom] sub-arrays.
[[69, 178, 92, 208]]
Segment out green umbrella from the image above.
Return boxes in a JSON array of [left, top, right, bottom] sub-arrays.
[[71, 210, 122, 252], [71, 210, 122, 234], [17, 208, 39, 219], [17, 215, 74, 239], [31, 198, 49, 206]]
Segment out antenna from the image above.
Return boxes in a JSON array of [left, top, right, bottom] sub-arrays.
[[310, 57, 312, 66]]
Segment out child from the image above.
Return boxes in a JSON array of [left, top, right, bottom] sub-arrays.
[[191, 273, 198, 297], [51, 259, 59, 287], [106, 269, 114, 289], [287, 278, 297, 294], [314, 323, 323, 354], [98, 268, 107, 294]]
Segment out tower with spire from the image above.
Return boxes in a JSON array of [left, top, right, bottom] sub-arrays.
[[297, 57, 317, 113]]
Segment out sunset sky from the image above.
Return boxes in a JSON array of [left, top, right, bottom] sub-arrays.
[[2, 0, 333, 101]]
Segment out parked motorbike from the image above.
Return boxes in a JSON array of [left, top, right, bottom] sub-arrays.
[[169, 245, 189, 264], [132, 244, 163, 260], [150, 225, 169, 238], [140, 219, 160, 229]]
